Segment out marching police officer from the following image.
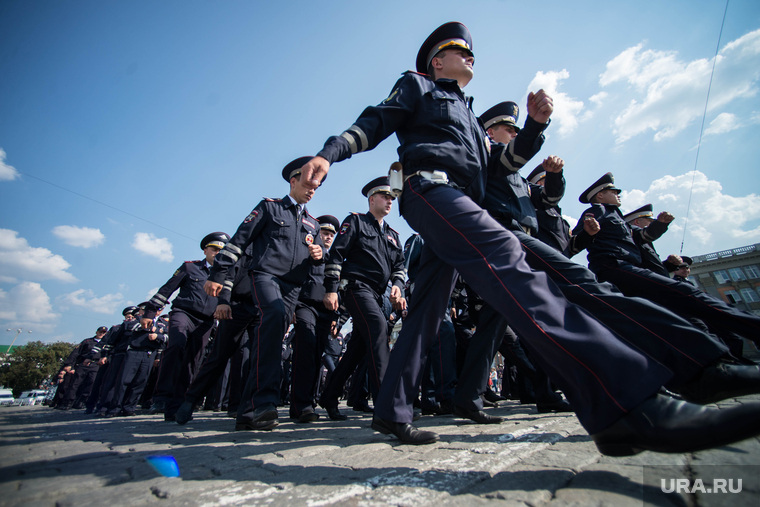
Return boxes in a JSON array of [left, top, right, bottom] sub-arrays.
[[526, 165, 582, 257], [575, 172, 760, 347], [107, 314, 168, 416], [205, 157, 324, 431], [665, 255, 694, 283], [59, 326, 107, 410], [142, 231, 229, 420], [289, 215, 341, 422], [318, 177, 406, 420], [623, 204, 671, 277], [296, 21, 760, 451]]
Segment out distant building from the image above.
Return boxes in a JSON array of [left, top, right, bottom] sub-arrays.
[[688, 243, 760, 317]]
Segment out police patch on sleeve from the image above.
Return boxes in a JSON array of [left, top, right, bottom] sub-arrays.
[[244, 210, 259, 223], [339, 223, 350, 235], [382, 88, 399, 104]]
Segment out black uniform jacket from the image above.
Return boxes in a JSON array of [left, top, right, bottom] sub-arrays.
[[317, 71, 548, 204], [483, 169, 563, 235], [573, 203, 670, 268], [64, 337, 103, 367], [630, 225, 670, 276], [128, 318, 169, 351], [324, 212, 405, 297], [210, 195, 324, 286], [145, 260, 217, 320]]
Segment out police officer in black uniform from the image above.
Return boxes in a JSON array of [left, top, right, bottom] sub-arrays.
[[85, 306, 138, 414], [666, 255, 694, 283], [205, 157, 325, 431], [289, 214, 341, 422], [59, 326, 107, 409], [318, 177, 406, 420], [575, 172, 760, 348], [450, 104, 570, 424], [526, 164, 583, 257], [623, 204, 671, 277], [296, 21, 760, 452], [143, 231, 229, 420], [174, 243, 257, 425], [108, 314, 168, 416]]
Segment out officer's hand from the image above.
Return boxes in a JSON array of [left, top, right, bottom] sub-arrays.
[[450, 307, 456, 320], [140, 317, 152, 330], [393, 297, 407, 312], [204, 280, 223, 297], [389, 285, 404, 306], [63, 366, 72, 373], [82, 359, 92, 367], [214, 304, 233, 320], [323, 292, 339, 311], [542, 155, 564, 173], [527, 89, 554, 124], [300, 156, 330, 190], [583, 214, 600, 235], [148, 333, 158, 341], [657, 211, 674, 223], [308, 244, 323, 260], [98, 357, 107, 366]]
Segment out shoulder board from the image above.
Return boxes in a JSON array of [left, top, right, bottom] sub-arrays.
[[403, 70, 430, 78], [264, 197, 282, 202], [185, 260, 202, 265], [350, 211, 360, 216]]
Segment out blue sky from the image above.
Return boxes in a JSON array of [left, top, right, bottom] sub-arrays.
[[1, 0, 759, 345]]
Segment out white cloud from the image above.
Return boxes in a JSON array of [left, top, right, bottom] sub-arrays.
[[703, 112, 740, 136], [0, 229, 77, 283], [620, 170, 760, 254], [527, 69, 588, 137], [0, 283, 60, 334], [52, 225, 105, 248], [0, 148, 20, 181], [600, 29, 760, 144], [59, 289, 124, 314], [132, 232, 174, 262]]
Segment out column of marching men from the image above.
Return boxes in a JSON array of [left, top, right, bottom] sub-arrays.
[[48, 21, 760, 457]]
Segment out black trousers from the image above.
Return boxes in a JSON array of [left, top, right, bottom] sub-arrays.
[[237, 272, 300, 422], [184, 299, 257, 404], [320, 282, 390, 405], [290, 301, 334, 414], [591, 258, 760, 343], [109, 349, 155, 414], [377, 177, 672, 433], [154, 309, 215, 416]]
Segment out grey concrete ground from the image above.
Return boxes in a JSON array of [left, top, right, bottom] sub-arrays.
[[0, 397, 758, 506]]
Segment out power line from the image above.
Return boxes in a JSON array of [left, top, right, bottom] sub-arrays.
[[680, 0, 730, 254], [19, 171, 196, 242]]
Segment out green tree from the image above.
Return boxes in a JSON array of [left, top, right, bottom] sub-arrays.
[[0, 341, 76, 396]]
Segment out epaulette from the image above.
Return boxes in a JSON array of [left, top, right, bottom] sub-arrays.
[[350, 211, 360, 216], [264, 197, 282, 202], [403, 70, 430, 78]]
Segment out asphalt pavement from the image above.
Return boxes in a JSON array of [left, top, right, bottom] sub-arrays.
[[0, 397, 758, 506]]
